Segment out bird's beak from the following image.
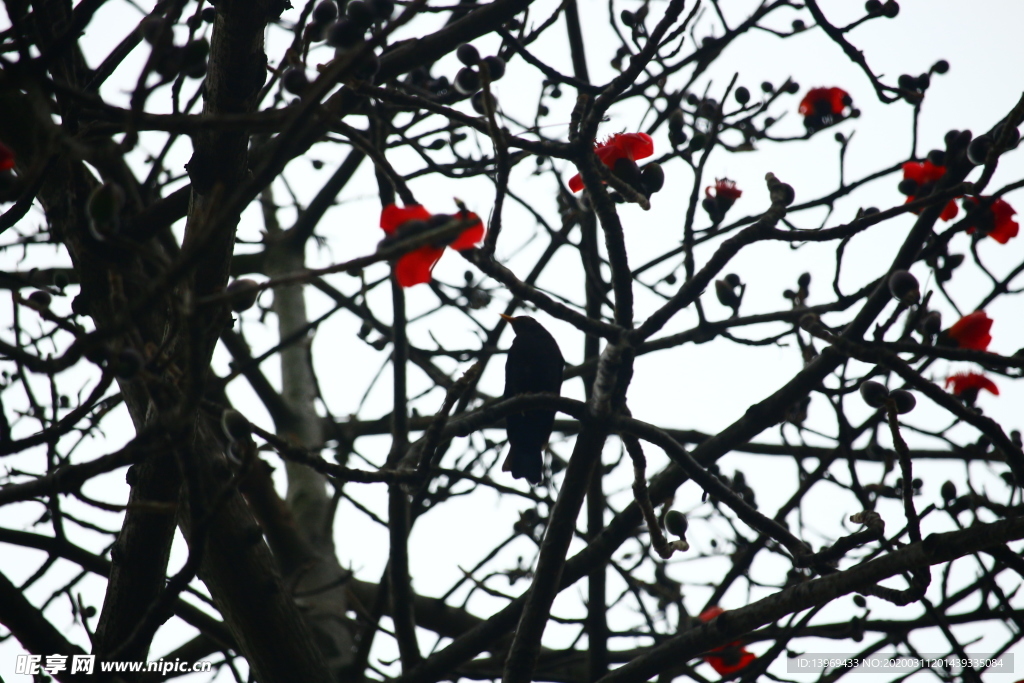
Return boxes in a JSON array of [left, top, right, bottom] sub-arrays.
[[499, 314, 516, 322]]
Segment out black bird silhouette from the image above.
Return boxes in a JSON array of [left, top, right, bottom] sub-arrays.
[[501, 315, 564, 484]]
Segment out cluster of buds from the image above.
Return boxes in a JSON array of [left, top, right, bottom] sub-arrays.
[[859, 380, 917, 414], [453, 44, 506, 114]]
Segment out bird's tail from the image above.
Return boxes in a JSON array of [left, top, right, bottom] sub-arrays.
[[503, 445, 542, 484]]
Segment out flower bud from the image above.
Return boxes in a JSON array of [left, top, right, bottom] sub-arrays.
[[456, 43, 480, 66], [640, 163, 665, 195], [282, 67, 309, 95], [859, 380, 889, 408], [715, 279, 740, 309], [665, 510, 688, 536], [227, 279, 261, 312], [454, 67, 481, 95], [897, 178, 918, 196], [889, 389, 916, 414], [480, 55, 506, 81], [932, 59, 949, 74], [941, 480, 956, 502], [967, 135, 991, 166], [797, 272, 811, 289], [734, 86, 750, 104], [919, 310, 942, 337], [27, 290, 52, 309], [853, 594, 867, 608], [221, 409, 251, 443], [471, 90, 497, 115], [313, 0, 338, 23], [326, 18, 363, 48], [888, 269, 920, 304], [346, 0, 374, 27]]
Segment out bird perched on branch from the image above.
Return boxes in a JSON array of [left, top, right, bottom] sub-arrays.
[[500, 314, 564, 484]]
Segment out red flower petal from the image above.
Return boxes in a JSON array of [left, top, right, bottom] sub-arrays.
[[945, 372, 999, 396], [699, 606, 725, 622], [705, 648, 756, 675], [394, 246, 445, 287], [568, 132, 654, 193], [939, 199, 959, 221], [902, 160, 946, 185], [380, 203, 432, 234], [0, 141, 14, 171], [946, 311, 993, 351], [965, 197, 1019, 244], [706, 178, 742, 201], [799, 87, 850, 117], [447, 211, 485, 251]]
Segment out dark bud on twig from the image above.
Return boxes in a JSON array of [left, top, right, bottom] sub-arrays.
[[766, 172, 795, 206], [665, 510, 688, 536], [480, 55, 506, 81], [454, 67, 481, 95], [881, 0, 899, 17], [761, 81, 774, 93], [864, 0, 882, 15], [471, 90, 497, 114], [932, 59, 949, 74], [327, 18, 363, 47], [797, 272, 811, 289], [897, 178, 918, 196], [859, 380, 889, 408], [221, 409, 251, 442], [888, 269, 920, 305], [919, 310, 942, 337], [282, 67, 309, 95], [853, 594, 867, 608], [27, 290, 52, 310], [313, 0, 338, 22], [227, 279, 260, 312], [456, 43, 480, 66], [941, 480, 956, 503], [715, 279, 741, 310], [53, 271, 70, 289], [346, 0, 374, 27], [180, 38, 209, 78], [926, 149, 945, 166], [734, 86, 750, 104], [640, 163, 665, 195], [966, 134, 991, 165], [889, 389, 916, 414]]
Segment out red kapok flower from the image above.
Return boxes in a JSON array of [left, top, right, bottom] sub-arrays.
[[799, 87, 852, 131], [962, 196, 1019, 244], [379, 203, 485, 287], [698, 606, 756, 676], [944, 311, 993, 352], [902, 160, 959, 221], [706, 178, 742, 202], [0, 141, 14, 171], [568, 132, 654, 193], [702, 178, 742, 224], [946, 372, 999, 397]]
